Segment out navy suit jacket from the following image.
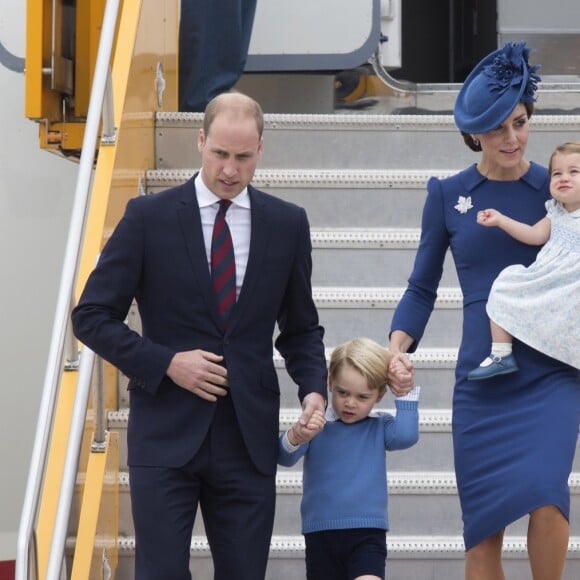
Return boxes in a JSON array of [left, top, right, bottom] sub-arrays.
[[72, 176, 327, 475]]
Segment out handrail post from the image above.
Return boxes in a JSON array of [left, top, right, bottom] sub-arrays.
[[15, 0, 122, 577], [64, 295, 79, 371], [101, 68, 117, 145], [44, 348, 96, 580], [92, 356, 107, 451]]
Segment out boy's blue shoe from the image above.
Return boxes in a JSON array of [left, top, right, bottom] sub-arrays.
[[468, 354, 519, 381]]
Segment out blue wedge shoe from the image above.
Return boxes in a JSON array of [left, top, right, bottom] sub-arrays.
[[468, 354, 519, 381]]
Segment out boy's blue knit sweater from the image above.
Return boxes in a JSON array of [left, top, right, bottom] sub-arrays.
[[278, 396, 419, 533]]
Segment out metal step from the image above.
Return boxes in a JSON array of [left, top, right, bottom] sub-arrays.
[[313, 287, 463, 347], [154, 112, 580, 171], [118, 347, 461, 410], [106, 535, 580, 580], [310, 232, 459, 286], [146, 167, 455, 191], [146, 168, 450, 228], [115, 471, 464, 537], [108, 407, 455, 473], [310, 229, 454, 286], [313, 287, 462, 308], [111, 470, 580, 538], [108, 403, 580, 474], [134, 284, 466, 348]]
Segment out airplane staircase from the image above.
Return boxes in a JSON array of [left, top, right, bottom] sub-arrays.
[[18, 0, 580, 578]]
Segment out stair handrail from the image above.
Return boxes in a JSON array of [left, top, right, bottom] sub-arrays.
[[16, 0, 122, 577], [45, 348, 97, 579]]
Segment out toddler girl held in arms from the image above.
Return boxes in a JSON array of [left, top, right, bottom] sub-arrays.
[[469, 141, 580, 380]]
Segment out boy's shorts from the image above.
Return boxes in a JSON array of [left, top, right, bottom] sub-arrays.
[[305, 527, 387, 579]]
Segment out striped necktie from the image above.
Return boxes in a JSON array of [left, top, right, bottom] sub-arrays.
[[211, 199, 236, 327]]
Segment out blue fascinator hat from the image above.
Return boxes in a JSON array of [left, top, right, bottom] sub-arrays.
[[454, 41, 541, 134]]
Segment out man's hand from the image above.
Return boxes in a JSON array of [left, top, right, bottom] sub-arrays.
[[166, 350, 228, 401], [388, 352, 415, 397], [287, 409, 326, 446], [298, 392, 326, 429]]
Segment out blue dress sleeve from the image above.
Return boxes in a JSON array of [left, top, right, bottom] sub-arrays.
[[390, 177, 450, 351]]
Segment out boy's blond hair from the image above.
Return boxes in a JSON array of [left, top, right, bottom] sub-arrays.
[[328, 337, 392, 396]]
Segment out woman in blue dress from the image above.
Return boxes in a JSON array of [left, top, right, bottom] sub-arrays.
[[388, 42, 580, 579]]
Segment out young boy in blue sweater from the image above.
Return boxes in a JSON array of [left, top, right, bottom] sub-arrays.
[[279, 337, 420, 580]]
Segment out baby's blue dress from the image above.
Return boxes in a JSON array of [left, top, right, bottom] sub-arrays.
[[390, 163, 580, 550], [487, 199, 580, 369]]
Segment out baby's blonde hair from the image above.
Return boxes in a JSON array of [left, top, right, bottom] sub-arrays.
[[328, 337, 392, 396], [548, 141, 580, 173]]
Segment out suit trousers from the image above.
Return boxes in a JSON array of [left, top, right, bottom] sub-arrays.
[[178, 0, 258, 112], [130, 393, 276, 579]]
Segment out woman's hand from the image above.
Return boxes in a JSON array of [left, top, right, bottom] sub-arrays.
[[388, 353, 415, 396], [388, 330, 416, 396]]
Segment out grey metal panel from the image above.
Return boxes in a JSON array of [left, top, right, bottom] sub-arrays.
[[499, 33, 580, 76], [497, 0, 580, 75], [235, 74, 336, 114], [264, 186, 431, 228], [246, 0, 380, 72], [311, 248, 458, 287], [245, 35, 380, 73], [498, 0, 580, 32], [318, 307, 463, 349]]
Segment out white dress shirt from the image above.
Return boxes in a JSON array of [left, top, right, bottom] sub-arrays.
[[195, 172, 251, 299]]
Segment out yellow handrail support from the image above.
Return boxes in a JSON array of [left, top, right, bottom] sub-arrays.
[[75, 0, 178, 293], [30, 0, 178, 577], [26, 0, 109, 153], [35, 371, 86, 578], [25, 0, 60, 121], [71, 432, 119, 580]]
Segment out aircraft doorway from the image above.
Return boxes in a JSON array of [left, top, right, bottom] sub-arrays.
[[393, 0, 497, 84]]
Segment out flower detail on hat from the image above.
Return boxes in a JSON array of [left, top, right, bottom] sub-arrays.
[[484, 41, 541, 102], [454, 196, 473, 214]]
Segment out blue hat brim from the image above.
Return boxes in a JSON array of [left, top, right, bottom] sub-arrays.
[[454, 47, 529, 134]]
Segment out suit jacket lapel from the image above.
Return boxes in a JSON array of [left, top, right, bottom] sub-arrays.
[[228, 187, 269, 331], [177, 177, 222, 329]]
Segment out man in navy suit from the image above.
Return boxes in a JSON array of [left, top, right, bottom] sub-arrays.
[[179, 0, 257, 112], [72, 92, 328, 579]]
